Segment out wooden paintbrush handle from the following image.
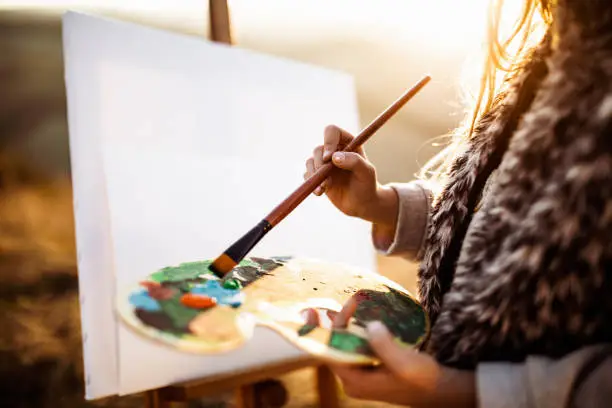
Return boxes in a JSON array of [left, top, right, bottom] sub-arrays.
[[265, 162, 335, 226], [265, 75, 431, 227]]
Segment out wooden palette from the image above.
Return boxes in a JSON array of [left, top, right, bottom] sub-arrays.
[[116, 257, 429, 366]]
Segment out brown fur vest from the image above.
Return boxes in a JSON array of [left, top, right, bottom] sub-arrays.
[[418, 1, 612, 369]]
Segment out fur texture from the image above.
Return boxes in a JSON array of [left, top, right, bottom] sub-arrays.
[[418, 1, 612, 369]]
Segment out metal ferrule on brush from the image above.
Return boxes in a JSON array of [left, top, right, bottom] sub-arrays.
[[209, 220, 272, 278]]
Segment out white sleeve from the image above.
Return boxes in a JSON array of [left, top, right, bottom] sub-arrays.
[[476, 345, 612, 408]]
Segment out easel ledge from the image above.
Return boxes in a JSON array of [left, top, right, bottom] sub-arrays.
[[143, 1, 340, 407]]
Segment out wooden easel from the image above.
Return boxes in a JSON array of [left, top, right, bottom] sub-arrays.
[[143, 1, 340, 406]]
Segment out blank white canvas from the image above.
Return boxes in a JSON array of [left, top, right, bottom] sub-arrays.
[[63, 11, 376, 399]]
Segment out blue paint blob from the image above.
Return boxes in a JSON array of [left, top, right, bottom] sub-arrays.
[[191, 280, 244, 307], [129, 290, 162, 311]]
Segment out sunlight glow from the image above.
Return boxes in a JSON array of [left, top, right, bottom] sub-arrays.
[[1, 0, 541, 123], [1, 0, 527, 54]]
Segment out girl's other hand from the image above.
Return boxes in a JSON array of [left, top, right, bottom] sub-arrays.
[[328, 296, 476, 407]]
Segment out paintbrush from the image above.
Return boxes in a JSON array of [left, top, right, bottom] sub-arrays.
[[209, 75, 432, 278]]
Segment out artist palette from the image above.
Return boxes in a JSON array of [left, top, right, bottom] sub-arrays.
[[116, 257, 428, 366]]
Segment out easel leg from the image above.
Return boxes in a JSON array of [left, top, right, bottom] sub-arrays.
[[234, 380, 288, 408], [235, 384, 256, 408], [144, 390, 171, 408], [315, 365, 340, 408]]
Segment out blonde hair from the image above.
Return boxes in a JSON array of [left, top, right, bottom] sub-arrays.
[[420, 0, 553, 190]]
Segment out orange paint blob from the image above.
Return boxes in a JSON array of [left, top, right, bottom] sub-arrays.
[[180, 293, 217, 309]]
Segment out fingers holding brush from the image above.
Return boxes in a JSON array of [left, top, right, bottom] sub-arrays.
[[301, 76, 430, 222], [303, 125, 379, 218], [313, 145, 330, 195], [304, 160, 322, 196], [323, 125, 365, 159], [305, 124, 365, 198], [304, 147, 331, 196], [313, 145, 325, 169]]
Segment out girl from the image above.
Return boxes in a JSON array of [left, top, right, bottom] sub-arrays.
[[304, 0, 612, 406]]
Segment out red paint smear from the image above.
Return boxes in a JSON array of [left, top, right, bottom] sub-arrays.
[[354, 290, 373, 303], [140, 281, 175, 300], [181, 293, 217, 309]]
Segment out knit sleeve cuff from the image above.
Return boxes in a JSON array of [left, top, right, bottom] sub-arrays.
[[476, 362, 529, 408], [371, 180, 432, 262]]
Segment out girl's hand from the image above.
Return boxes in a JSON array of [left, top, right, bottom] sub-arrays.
[[328, 297, 476, 408], [304, 125, 398, 227]]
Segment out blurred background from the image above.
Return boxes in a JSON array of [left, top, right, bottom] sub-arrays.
[[0, 0, 523, 181], [0, 1, 521, 407]]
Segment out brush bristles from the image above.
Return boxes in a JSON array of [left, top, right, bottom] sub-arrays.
[[209, 253, 237, 278], [208, 220, 272, 278]]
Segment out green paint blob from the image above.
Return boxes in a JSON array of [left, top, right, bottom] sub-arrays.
[[328, 330, 374, 356], [151, 260, 214, 283], [222, 278, 242, 290], [352, 287, 427, 346], [297, 324, 317, 337], [158, 297, 200, 330], [178, 281, 196, 292], [238, 258, 260, 268]]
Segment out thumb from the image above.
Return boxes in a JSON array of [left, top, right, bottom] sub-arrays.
[[366, 321, 440, 388], [332, 296, 358, 329], [332, 152, 373, 179]]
